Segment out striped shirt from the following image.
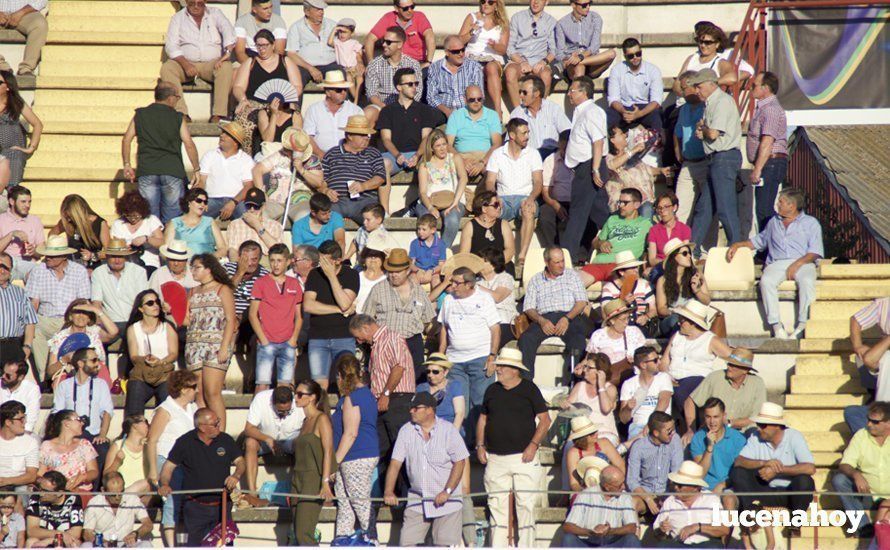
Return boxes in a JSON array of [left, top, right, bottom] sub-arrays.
[[854, 298, 890, 336], [507, 9, 557, 65], [746, 94, 788, 162], [25, 261, 91, 318], [391, 417, 469, 518], [362, 280, 436, 338], [565, 490, 637, 531], [224, 262, 269, 318], [0, 282, 37, 337], [369, 325, 415, 398], [626, 433, 684, 493], [321, 144, 386, 202], [426, 58, 484, 110], [523, 268, 588, 315], [555, 11, 603, 61], [365, 54, 423, 105]]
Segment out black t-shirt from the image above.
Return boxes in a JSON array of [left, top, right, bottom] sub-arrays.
[[167, 430, 241, 503], [26, 494, 83, 531], [305, 266, 360, 339], [376, 101, 445, 152], [481, 379, 548, 455]]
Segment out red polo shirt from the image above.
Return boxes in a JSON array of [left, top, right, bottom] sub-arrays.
[[250, 274, 303, 343], [369, 11, 432, 62]]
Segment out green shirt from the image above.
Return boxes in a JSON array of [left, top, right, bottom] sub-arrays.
[[841, 429, 890, 497], [690, 370, 767, 424], [134, 102, 187, 180], [593, 214, 653, 264]]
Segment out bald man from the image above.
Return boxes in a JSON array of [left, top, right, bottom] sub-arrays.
[[159, 408, 245, 546], [562, 466, 640, 547], [445, 85, 503, 178]]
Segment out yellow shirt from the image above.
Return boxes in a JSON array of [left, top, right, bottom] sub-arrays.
[[841, 430, 890, 496]]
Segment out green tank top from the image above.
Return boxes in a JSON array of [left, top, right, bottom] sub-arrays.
[[134, 102, 187, 180]]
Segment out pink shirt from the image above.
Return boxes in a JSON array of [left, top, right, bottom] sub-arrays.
[[647, 221, 692, 260], [0, 211, 45, 258], [334, 38, 363, 68], [369, 11, 433, 62]]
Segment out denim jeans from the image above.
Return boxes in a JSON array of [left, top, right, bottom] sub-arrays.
[[307, 337, 355, 381], [605, 104, 664, 131], [381, 151, 417, 176], [845, 405, 869, 435], [332, 194, 379, 225], [415, 201, 465, 248], [138, 175, 185, 224], [832, 471, 875, 531], [448, 355, 494, 446], [206, 196, 247, 220], [754, 157, 788, 232], [124, 379, 169, 418], [691, 149, 742, 251], [256, 341, 297, 386]]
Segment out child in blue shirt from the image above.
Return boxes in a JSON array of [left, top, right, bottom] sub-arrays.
[[409, 214, 446, 286]]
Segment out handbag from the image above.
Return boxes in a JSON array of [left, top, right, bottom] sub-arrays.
[[512, 313, 531, 339], [709, 309, 727, 339], [201, 518, 239, 547]]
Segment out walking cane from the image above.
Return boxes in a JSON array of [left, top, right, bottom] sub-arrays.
[[221, 488, 228, 546], [280, 167, 297, 231]]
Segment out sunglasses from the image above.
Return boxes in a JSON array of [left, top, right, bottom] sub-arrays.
[[399, 3, 416, 10], [677, 250, 691, 257], [193, 197, 208, 205], [448, 47, 466, 55], [142, 299, 159, 307], [698, 39, 718, 45], [480, 0, 497, 4], [400, 81, 419, 87], [484, 201, 501, 208], [246, 203, 262, 210], [450, 279, 467, 286], [382, 39, 402, 46], [532, 21, 538, 37], [868, 418, 886, 425], [466, 97, 483, 103], [68, 416, 87, 424], [428, 369, 444, 375], [625, 51, 642, 60], [295, 391, 313, 397]]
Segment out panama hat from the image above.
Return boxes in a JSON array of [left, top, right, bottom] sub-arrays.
[[750, 402, 788, 426], [321, 70, 351, 89], [442, 253, 485, 278], [668, 460, 709, 488], [601, 298, 634, 324], [576, 456, 610, 488], [422, 352, 453, 370], [494, 348, 528, 372], [725, 348, 757, 372], [219, 120, 247, 148], [159, 239, 190, 261], [102, 238, 136, 257], [383, 248, 411, 272], [340, 114, 376, 136], [662, 238, 694, 268], [260, 141, 283, 160], [610, 250, 644, 273], [671, 299, 714, 330], [569, 416, 600, 441], [429, 191, 456, 210], [366, 230, 400, 256], [281, 127, 314, 163], [36, 235, 76, 257]]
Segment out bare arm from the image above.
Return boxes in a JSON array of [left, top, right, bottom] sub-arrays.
[[180, 119, 200, 175]]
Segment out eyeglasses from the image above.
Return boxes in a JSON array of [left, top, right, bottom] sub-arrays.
[[428, 369, 443, 375], [202, 419, 221, 428], [0, 504, 13, 509], [532, 21, 538, 37], [10, 416, 25, 424], [677, 250, 691, 258], [327, 88, 348, 94], [625, 51, 642, 60], [655, 204, 676, 212], [400, 81, 419, 87], [698, 39, 718, 45], [616, 199, 638, 206], [295, 391, 313, 397], [448, 47, 466, 55], [193, 197, 208, 205], [142, 299, 159, 307], [382, 39, 402, 46], [255, 42, 273, 49], [466, 97, 483, 103], [399, 3, 416, 10], [450, 279, 467, 286], [294, 257, 312, 263]]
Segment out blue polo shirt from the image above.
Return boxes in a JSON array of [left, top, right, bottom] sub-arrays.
[[445, 107, 503, 153], [291, 211, 345, 248], [674, 102, 706, 161], [409, 235, 447, 271], [689, 427, 747, 489], [739, 427, 815, 487]]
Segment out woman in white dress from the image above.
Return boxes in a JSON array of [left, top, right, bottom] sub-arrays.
[[458, 0, 509, 116]]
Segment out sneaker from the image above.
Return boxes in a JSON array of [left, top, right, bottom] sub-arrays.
[[772, 325, 791, 339], [790, 325, 806, 339]]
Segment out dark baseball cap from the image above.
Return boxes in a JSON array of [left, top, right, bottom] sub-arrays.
[[244, 187, 266, 207], [409, 391, 437, 409]]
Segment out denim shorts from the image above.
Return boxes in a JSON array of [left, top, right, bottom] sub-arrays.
[[500, 194, 538, 221], [256, 341, 297, 386]]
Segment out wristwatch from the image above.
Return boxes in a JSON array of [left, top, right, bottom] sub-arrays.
[[383, 389, 391, 397], [445, 486, 454, 495]]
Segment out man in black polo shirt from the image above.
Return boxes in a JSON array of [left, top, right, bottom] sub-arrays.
[[476, 347, 551, 548], [377, 67, 444, 178], [158, 408, 245, 546], [320, 115, 387, 223]]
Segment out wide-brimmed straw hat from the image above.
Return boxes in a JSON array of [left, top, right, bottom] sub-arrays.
[[442, 253, 484, 278], [601, 298, 634, 324], [668, 460, 709, 488], [671, 299, 714, 330], [281, 127, 314, 162], [383, 248, 411, 272], [662, 238, 694, 268], [36, 234, 76, 257], [102, 238, 136, 257], [219, 120, 247, 148], [422, 352, 453, 370], [725, 348, 757, 372], [569, 416, 600, 441], [365, 230, 400, 256], [159, 239, 189, 261], [750, 402, 788, 426], [494, 348, 528, 372], [321, 69, 350, 89], [576, 456, 610, 488], [340, 115, 376, 136], [610, 250, 644, 273]]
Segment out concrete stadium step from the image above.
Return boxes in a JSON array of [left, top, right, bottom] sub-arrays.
[[48, 0, 175, 18], [794, 354, 857, 376], [820, 263, 890, 280], [798, 430, 850, 452], [38, 60, 161, 79], [809, 300, 872, 320], [806, 319, 881, 340], [48, 30, 168, 47], [789, 374, 864, 394], [37, 44, 162, 64], [815, 280, 890, 300], [785, 409, 848, 433], [785, 393, 868, 409]]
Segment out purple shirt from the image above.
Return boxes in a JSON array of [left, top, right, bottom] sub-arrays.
[[391, 416, 470, 518], [746, 94, 787, 163], [751, 212, 823, 265], [647, 221, 692, 260]]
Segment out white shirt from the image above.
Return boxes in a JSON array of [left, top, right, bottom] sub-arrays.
[[245, 389, 305, 444], [654, 492, 723, 545], [438, 289, 500, 363], [619, 372, 673, 426], [156, 397, 199, 459], [110, 216, 164, 268], [668, 331, 717, 380], [0, 431, 38, 479], [485, 144, 543, 197], [199, 148, 255, 198], [83, 494, 148, 541], [356, 272, 386, 313], [302, 100, 364, 154], [0, 379, 40, 433], [564, 99, 607, 168]]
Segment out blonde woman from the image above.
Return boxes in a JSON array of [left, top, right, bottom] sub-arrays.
[[48, 194, 110, 270], [416, 129, 468, 247], [459, 0, 509, 115]]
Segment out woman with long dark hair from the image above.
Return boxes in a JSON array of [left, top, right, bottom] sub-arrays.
[[656, 239, 710, 335], [0, 70, 41, 186], [164, 187, 227, 259], [124, 289, 179, 417], [38, 410, 99, 493], [185, 253, 236, 430], [292, 379, 335, 545]]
